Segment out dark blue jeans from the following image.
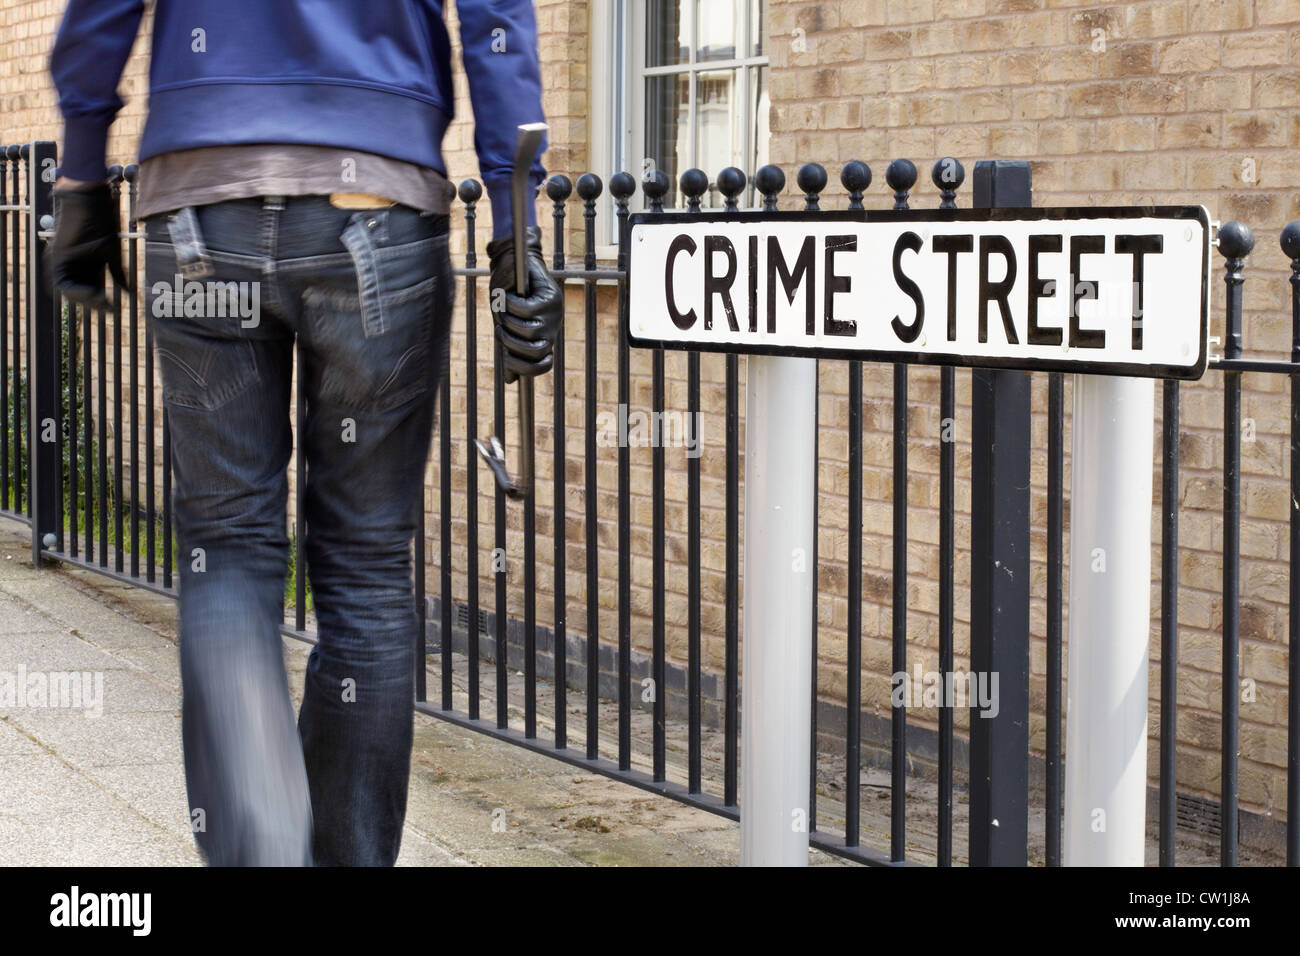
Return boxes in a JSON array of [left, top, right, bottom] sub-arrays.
[[144, 196, 453, 865]]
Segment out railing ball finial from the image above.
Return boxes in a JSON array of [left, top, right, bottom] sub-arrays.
[[1279, 221, 1300, 264], [796, 163, 827, 210], [1218, 220, 1255, 266], [753, 164, 785, 211], [643, 169, 670, 211], [546, 174, 573, 203], [107, 164, 124, 184], [840, 160, 871, 210], [609, 171, 636, 205], [886, 158, 917, 210], [576, 172, 603, 203], [123, 163, 139, 183], [5, 144, 20, 161], [680, 168, 709, 211], [717, 166, 746, 210], [931, 157, 965, 209], [457, 178, 483, 205]]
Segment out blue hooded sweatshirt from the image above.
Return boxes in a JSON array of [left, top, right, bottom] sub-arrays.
[[49, 0, 547, 236]]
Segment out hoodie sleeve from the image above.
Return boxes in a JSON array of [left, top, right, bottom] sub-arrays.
[[48, 0, 145, 181], [456, 0, 548, 239]]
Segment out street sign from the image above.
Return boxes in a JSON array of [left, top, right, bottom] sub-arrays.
[[626, 206, 1211, 379]]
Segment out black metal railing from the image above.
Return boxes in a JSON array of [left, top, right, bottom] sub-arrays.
[[6, 137, 1299, 866]]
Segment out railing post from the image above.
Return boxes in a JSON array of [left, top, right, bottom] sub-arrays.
[[27, 141, 58, 566], [968, 159, 1032, 866], [1217, 220, 1254, 866]]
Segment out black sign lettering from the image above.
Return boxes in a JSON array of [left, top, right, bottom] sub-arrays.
[[665, 233, 697, 331], [768, 235, 815, 335], [1027, 233, 1063, 346], [823, 235, 857, 337], [891, 231, 925, 344], [1069, 235, 1105, 349], [704, 235, 738, 332], [1116, 234, 1162, 350], [979, 235, 1018, 344], [932, 234, 973, 342]]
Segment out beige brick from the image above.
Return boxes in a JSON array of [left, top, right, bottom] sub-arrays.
[[1157, 114, 1221, 149], [1186, 73, 1251, 111], [888, 58, 935, 93], [1068, 80, 1125, 116], [1256, 70, 1300, 108], [1222, 29, 1290, 66], [1224, 111, 1289, 148], [1158, 36, 1222, 73], [1124, 1, 1190, 39], [1256, 0, 1300, 25], [862, 29, 912, 60], [1190, 0, 1255, 32]]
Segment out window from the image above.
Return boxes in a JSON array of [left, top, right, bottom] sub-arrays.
[[591, 1, 770, 248], [638, 0, 769, 208]]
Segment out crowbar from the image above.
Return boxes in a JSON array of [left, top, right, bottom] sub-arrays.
[[475, 122, 548, 500]]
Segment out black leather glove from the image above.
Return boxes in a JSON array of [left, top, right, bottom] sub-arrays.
[[51, 182, 129, 312], [487, 225, 562, 383]]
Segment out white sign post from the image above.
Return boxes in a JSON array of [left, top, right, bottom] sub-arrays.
[[740, 354, 816, 866], [626, 205, 1209, 867], [1063, 374, 1155, 866]]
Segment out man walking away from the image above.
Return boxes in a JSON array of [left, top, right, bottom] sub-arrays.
[[48, 0, 562, 866]]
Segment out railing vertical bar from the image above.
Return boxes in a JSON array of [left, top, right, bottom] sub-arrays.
[[549, 176, 571, 749], [939, 364, 955, 865], [145, 274, 156, 584], [578, 174, 602, 760], [886, 159, 916, 863], [439, 268, 452, 709], [460, 181, 482, 721], [688, 348, 701, 791], [647, 174, 667, 782], [494, 330, 508, 729], [612, 173, 633, 770], [1285, 221, 1300, 867], [724, 350, 739, 806], [1160, 377, 1180, 866], [11, 149, 23, 514], [678, 168, 707, 793], [932, 158, 965, 862], [847, 358, 862, 848], [1219, 222, 1252, 866], [126, 165, 140, 578], [1, 149, 9, 512], [67, 292, 78, 559], [96, 298, 107, 566], [1047, 370, 1064, 867], [83, 291, 93, 563], [930, 159, 960, 868], [891, 360, 908, 861], [109, 167, 124, 573]]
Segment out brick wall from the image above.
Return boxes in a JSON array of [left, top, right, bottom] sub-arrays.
[[3, 0, 1297, 821]]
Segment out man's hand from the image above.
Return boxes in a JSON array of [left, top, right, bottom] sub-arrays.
[[51, 181, 129, 312], [487, 225, 562, 383]]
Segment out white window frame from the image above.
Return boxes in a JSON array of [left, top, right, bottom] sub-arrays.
[[589, 0, 769, 258]]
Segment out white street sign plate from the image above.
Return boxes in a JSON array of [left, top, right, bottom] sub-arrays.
[[626, 207, 1211, 379]]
